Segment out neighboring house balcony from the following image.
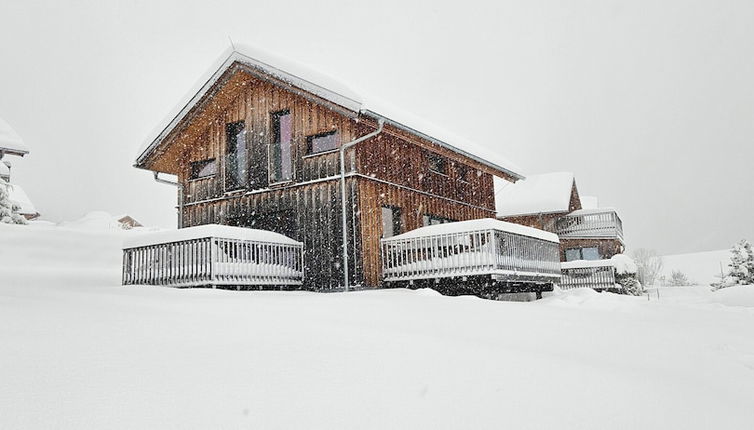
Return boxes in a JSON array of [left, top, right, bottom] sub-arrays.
[[555, 208, 624, 243]]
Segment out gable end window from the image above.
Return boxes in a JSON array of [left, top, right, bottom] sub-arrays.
[[565, 247, 601, 262], [270, 110, 293, 183], [225, 121, 247, 190], [307, 130, 338, 154], [189, 159, 217, 180], [428, 153, 448, 175]]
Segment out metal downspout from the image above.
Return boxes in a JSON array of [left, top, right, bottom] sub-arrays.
[[154, 172, 184, 229], [339, 118, 384, 292]]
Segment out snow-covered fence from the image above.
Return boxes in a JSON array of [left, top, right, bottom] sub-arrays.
[[556, 209, 624, 242], [122, 225, 304, 288], [381, 219, 561, 284], [559, 260, 617, 291]]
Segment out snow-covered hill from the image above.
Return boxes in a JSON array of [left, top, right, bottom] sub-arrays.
[[1, 223, 754, 429], [660, 249, 731, 285]]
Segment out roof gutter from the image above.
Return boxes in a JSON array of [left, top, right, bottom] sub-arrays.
[[339, 118, 384, 292]]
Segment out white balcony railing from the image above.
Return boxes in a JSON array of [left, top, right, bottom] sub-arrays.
[[560, 260, 617, 291], [555, 209, 624, 242], [122, 224, 304, 288], [381, 219, 561, 284]]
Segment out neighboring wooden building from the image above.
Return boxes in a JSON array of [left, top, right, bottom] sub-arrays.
[[135, 47, 524, 290], [495, 172, 625, 261]]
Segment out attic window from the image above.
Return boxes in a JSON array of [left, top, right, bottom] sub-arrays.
[[428, 153, 448, 175], [189, 159, 217, 180], [456, 163, 471, 182], [307, 130, 338, 154]]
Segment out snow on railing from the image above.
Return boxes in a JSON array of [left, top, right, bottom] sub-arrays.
[[122, 225, 304, 288], [559, 260, 617, 291], [555, 209, 624, 242], [380, 219, 561, 283]]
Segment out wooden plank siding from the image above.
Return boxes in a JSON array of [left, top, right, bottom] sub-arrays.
[[356, 178, 494, 287], [142, 65, 507, 290]]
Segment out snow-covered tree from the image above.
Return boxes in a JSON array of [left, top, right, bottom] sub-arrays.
[[727, 240, 754, 285], [630, 248, 663, 287], [611, 254, 643, 295], [0, 177, 26, 225]]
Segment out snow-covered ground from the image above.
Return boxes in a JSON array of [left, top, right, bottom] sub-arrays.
[[2, 223, 754, 429]]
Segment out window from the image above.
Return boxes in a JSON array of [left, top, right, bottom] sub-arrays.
[[270, 111, 293, 183], [582, 247, 600, 260], [307, 130, 338, 154], [189, 159, 217, 180], [565, 247, 601, 261], [422, 214, 455, 226], [428, 153, 448, 175], [381, 206, 402, 238], [225, 121, 246, 190], [456, 163, 471, 182]]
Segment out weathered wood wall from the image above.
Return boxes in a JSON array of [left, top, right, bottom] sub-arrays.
[[357, 178, 495, 287]]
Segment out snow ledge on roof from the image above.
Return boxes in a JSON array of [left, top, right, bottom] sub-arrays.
[[386, 218, 559, 243], [0, 117, 29, 155], [496, 172, 575, 217]]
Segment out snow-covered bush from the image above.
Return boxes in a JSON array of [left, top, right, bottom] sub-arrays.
[[713, 240, 754, 289], [668, 270, 693, 286], [630, 248, 663, 287], [611, 254, 642, 295], [0, 177, 26, 225]]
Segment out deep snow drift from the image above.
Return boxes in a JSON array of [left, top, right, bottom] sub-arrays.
[[1, 223, 754, 429]]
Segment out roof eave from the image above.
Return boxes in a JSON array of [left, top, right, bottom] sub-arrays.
[[361, 110, 525, 181], [0, 147, 28, 157]]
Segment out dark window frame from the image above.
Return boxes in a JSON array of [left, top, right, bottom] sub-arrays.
[[269, 110, 294, 185], [306, 130, 339, 155], [189, 158, 217, 181], [428, 152, 448, 176], [456, 162, 472, 183], [381, 205, 402, 238], [564, 247, 601, 261], [225, 121, 247, 191]]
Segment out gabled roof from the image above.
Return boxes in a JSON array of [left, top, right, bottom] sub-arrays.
[[495, 172, 577, 217], [0, 117, 29, 156], [136, 45, 524, 180]]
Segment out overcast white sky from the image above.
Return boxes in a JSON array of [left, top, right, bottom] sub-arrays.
[[1, 0, 752, 255]]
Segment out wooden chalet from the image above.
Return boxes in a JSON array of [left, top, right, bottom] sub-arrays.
[[496, 172, 628, 291], [134, 46, 524, 290]]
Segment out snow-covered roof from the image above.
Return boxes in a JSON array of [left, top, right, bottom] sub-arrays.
[[8, 183, 38, 216], [495, 172, 576, 217], [386, 218, 559, 243], [123, 224, 302, 249], [0, 117, 29, 156], [136, 45, 523, 180]]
